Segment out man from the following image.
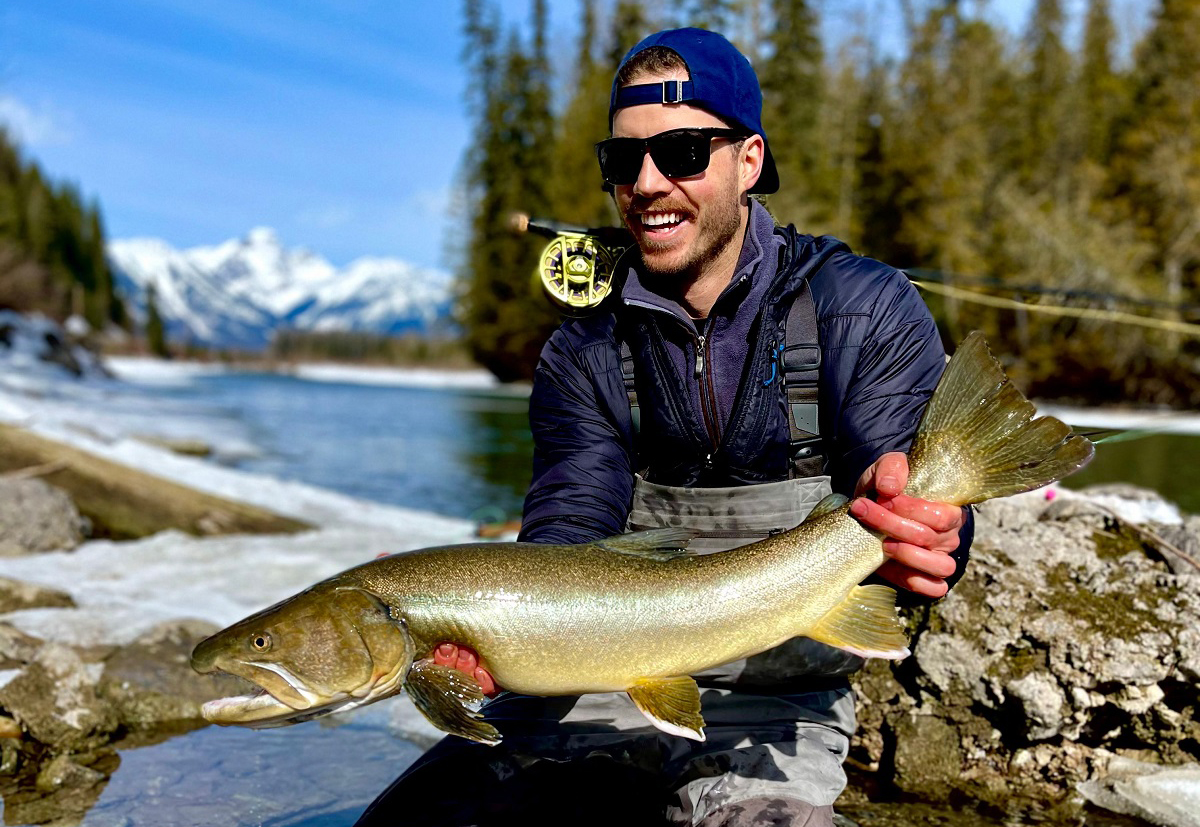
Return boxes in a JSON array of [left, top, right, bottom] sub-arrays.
[[358, 27, 969, 827]]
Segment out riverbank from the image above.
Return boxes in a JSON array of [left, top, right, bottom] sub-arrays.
[[2, 317, 1199, 825]]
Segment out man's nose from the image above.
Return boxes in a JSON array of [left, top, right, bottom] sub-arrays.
[[634, 151, 671, 197]]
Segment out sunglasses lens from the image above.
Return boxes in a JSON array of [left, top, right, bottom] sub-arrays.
[[648, 132, 709, 178], [597, 139, 645, 186]]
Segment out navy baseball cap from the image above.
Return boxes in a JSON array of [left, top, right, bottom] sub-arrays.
[[609, 28, 779, 194]]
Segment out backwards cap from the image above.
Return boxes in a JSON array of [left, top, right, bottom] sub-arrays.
[[609, 28, 779, 194]]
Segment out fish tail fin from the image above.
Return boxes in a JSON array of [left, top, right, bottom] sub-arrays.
[[905, 331, 1094, 506]]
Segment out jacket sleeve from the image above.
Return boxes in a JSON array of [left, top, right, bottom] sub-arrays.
[[823, 258, 973, 595], [518, 322, 636, 544]]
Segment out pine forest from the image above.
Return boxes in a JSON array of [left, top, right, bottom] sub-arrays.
[[455, 0, 1200, 407]]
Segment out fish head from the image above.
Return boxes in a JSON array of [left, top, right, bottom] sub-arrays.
[[191, 584, 413, 727]]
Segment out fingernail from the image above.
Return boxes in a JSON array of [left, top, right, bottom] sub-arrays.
[[881, 476, 898, 491], [437, 644, 454, 657], [850, 499, 868, 517]]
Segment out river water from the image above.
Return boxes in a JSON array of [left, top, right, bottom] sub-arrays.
[[6, 367, 1180, 826], [147, 369, 537, 523]]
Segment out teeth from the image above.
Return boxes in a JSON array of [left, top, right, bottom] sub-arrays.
[[642, 212, 682, 228]]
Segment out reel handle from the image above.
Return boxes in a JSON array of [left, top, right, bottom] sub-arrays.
[[509, 212, 634, 249]]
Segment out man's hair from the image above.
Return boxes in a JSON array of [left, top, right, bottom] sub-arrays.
[[616, 45, 687, 86]]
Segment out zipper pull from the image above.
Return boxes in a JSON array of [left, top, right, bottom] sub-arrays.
[[695, 334, 706, 378]]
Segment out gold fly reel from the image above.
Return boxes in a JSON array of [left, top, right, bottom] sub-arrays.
[[537, 233, 621, 313]]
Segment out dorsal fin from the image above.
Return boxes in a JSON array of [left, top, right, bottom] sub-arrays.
[[805, 493, 850, 521], [593, 528, 697, 561]]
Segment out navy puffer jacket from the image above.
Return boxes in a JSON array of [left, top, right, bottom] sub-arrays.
[[519, 215, 972, 590]]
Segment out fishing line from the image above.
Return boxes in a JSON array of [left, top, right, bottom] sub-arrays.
[[910, 279, 1200, 337]]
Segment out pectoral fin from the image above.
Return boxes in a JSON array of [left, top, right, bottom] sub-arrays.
[[627, 676, 706, 741], [806, 584, 910, 660], [404, 659, 501, 745], [805, 493, 850, 521], [595, 528, 697, 561]]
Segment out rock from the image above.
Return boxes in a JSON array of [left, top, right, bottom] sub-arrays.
[[0, 643, 118, 751], [850, 488, 1200, 810], [0, 576, 76, 614], [1006, 673, 1066, 741], [0, 748, 117, 827], [0, 714, 21, 739], [99, 619, 251, 729], [0, 478, 86, 555], [132, 435, 213, 458], [890, 713, 963, 796], [35, 753, 105, 794], [1078, 756, 1200, 827], [0, 423, 311, 540], [0, 622, 45, 667]]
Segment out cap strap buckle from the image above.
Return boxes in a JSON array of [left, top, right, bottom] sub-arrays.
[[662, 80, 686, 104]]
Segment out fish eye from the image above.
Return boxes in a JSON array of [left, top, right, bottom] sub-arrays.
[[250, 633, 272, 652]]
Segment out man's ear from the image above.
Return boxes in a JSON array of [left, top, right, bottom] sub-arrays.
[[738, 134, 765, 196]]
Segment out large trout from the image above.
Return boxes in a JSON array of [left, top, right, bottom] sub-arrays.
[[192, 332, 1093, 744]]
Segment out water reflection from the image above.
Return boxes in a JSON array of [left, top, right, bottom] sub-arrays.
[[455, 390, 534, 526], [2, 708, 425, 827]]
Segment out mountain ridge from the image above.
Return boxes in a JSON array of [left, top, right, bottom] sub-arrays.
[[107, 228, 452, 350]]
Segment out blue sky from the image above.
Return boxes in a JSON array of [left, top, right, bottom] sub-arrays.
[[2, 0, 1066, 271]]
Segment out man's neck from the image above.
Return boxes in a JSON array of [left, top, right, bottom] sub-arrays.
[[677, 210, 749, 320]]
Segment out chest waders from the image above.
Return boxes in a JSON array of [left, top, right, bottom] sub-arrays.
[[622, 282, 863, 686]]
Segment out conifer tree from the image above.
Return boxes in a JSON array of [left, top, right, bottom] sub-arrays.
[[759, 0, 826, 230], [145, 283, 169, 357], [1079, 0, 1125, 168], [888, 5, 1002, 281], [1116, 0, 1200, 307], [549, 0, 618, 228], [458, 2, 562, 381], [683, 0, 741, 32], [609, 0, 653, 66], [1020, 0, 1073, 191]]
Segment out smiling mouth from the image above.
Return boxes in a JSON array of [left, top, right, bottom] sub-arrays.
[[638, 210, 690, 237]]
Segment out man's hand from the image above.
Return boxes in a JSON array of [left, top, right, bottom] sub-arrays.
[[433, 643, 498, 697], [851, 452, 962, 598]]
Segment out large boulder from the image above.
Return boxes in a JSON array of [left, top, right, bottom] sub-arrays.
[[850, 485, 1200, 814], [0, 478, 87, 556]]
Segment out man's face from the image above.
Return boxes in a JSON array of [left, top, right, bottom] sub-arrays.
[[610, 71, 760, 282]]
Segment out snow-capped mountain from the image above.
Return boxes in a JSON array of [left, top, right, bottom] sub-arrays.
[[107, 228, 453, 350]]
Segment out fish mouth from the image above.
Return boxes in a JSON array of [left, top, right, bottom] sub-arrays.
[[200, 686, 365, 728], [198, 658, 410, 729]]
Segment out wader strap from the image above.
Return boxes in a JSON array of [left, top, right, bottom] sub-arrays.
[[619, 338, 639, 434], [783, 282, 825, 479]]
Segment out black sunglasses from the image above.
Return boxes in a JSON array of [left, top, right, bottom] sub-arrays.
[[595, 127, 747, 187]]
